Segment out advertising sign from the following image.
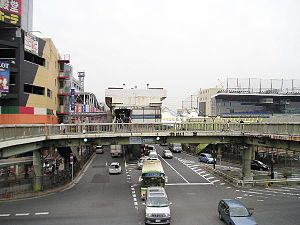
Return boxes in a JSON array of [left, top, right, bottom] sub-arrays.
[[0, 61, 10, 93], [70, 88, 75, 112], [0, 0, 22, 26], [24, 32, 39, 55]]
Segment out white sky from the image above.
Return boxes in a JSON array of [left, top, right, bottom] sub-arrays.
[[33, 0, 300, 110]]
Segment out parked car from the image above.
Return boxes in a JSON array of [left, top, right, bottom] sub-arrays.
[[95, 145, 104, 154], [218, 199, 257, 225], [108, 162, 122, 174], [199, 153, 215, 164], [162, 150, 173, 159], [137, 156, 149, 169], [251, 160, 269, 171], [168, 143, 182, 153]]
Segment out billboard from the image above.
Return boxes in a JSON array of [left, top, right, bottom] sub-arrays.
[[24, 32, 39, 55], [0, 0, 22, 26], [0, 61, 10, 93]]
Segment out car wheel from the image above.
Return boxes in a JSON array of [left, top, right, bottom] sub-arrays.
[[218, 211, 223, 221]]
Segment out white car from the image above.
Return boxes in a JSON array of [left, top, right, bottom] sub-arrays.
[[95, 145, 104, 154], [108, 162, 122, 174], [162, 150, 173, 159]]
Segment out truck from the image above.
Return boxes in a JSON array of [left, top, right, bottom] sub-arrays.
[[110, 145, 123, 157]]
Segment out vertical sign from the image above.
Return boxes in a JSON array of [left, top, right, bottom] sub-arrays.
[[0, 0, 22, 26], [70, 88, 75, 112], [0, 61, 10, 93]]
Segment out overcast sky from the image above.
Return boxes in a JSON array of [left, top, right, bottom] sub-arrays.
[[33, 0, 300, 111]]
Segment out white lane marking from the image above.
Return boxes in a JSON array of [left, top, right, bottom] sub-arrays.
[[159, 155, 189, 183], [127, 174, 131, 177], [133, 194, 136, 198], [202, 174, 210, 177], [250, 188, 300, 197], [35, 212, 49, 215], [281, 187, 300, 191], [257, 199, 264, 202], [133, 198, 137, 201], [211, 180, 220, 183], [0, 214, 10, 217], [236, 197, 242, 199], [166, 182, 213, 186], [206, 177, 215, 180], [134, 202, 138, 206], [194, 169, 202, 172], [105, 162, 108, 166], [226, 187, 232, 189], [266, 187, 300, 195], [198, 171, 206, 174], [220, 183, 225, 185], [16, 213, 30, 216]]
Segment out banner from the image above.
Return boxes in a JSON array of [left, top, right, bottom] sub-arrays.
[[0, 0, 22, 26], [0, 61, 10, 93]]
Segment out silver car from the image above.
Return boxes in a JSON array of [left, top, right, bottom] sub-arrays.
[[144, 196, 171, 225], [218, 199, 257, 225]]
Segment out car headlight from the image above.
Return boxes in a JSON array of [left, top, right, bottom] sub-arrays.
[[146, 213, 152, 217], [165, 213, 170, 217]]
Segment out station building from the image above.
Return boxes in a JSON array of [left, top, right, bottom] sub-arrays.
[[105, 85, 167, 123]]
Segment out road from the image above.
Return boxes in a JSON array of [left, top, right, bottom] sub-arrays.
[[0, 145, 300, 225]]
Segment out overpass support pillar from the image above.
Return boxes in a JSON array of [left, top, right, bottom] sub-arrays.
[[33, 150, 43, 192], [217, 144, 222, 165], [242, 146, 253, 181]]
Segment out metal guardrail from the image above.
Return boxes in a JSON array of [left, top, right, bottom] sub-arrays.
[[0, 122, 300, 142]]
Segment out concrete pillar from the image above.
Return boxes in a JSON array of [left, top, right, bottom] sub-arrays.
[[242, 146, 253, 181], [217, 144, 222, 165], [251, 146, 256, 160], [33, 150, 43, 192]]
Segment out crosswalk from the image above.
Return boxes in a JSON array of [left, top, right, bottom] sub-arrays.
[[175, 157, 220, 184]]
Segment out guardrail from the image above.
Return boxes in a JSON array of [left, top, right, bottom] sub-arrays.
[[1, 122, 300, 142], [204, 164, 300, 187]]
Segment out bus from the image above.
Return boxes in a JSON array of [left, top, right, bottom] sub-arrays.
[[139, 159, 167, 199]]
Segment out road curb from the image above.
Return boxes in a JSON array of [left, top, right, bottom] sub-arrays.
[[0, 153, 96, 202]]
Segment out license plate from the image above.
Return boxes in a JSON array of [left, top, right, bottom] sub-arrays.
[[155, 219, 161, 223]]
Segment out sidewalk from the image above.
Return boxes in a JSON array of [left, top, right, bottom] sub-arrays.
[[0, 153, 95, 202]]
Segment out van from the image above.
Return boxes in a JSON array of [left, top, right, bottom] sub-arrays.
[[95, 145, 104, 154], [168, 143, 182, 153]]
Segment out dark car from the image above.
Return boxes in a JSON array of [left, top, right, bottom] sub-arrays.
[[218, 199, 257, 225], [251, 160, 269, 171]]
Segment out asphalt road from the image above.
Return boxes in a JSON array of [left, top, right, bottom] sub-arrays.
[[1, 145, 300, 225]]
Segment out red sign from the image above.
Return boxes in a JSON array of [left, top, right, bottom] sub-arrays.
[[0, 0, 22, 26], [0, 0, 22, 15]]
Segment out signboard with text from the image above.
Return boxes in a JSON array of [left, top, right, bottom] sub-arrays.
[[24, 32, 39, 55], [0, 61, 10, 93], [0, 0, 22, 26]]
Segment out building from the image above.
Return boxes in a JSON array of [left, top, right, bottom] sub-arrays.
[[198, 88, 222, 116], [105, 85, 167, 123], [200, 78, 300, 117]]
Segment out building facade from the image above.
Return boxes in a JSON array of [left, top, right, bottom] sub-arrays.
[[105, 86, 167, 123], [198, 88, 221, 116]]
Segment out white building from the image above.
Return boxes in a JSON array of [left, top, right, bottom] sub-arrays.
[[105, 86, 167, 123]]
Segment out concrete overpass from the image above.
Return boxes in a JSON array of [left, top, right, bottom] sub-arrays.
[[1, 122, 300, 190]]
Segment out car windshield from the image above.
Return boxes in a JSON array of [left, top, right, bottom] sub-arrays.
[[205, 154, 213, 158], [147, 197, 169, 207], [110, 164, 119, 169], [230, 207, 250, 217], [174, 143, 181, 147], [165, 150, 171, 154]]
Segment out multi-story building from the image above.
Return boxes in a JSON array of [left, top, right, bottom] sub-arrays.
[[198, 88, 222, 116], [200, 78, 300, 117], [105, 85, 167, 123], [0, 2, 75, 124]]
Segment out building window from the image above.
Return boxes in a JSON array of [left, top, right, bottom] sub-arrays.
[[24, 83, 45, 95], [24, 51, 45, 67], [47, 89, 52, 98]]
